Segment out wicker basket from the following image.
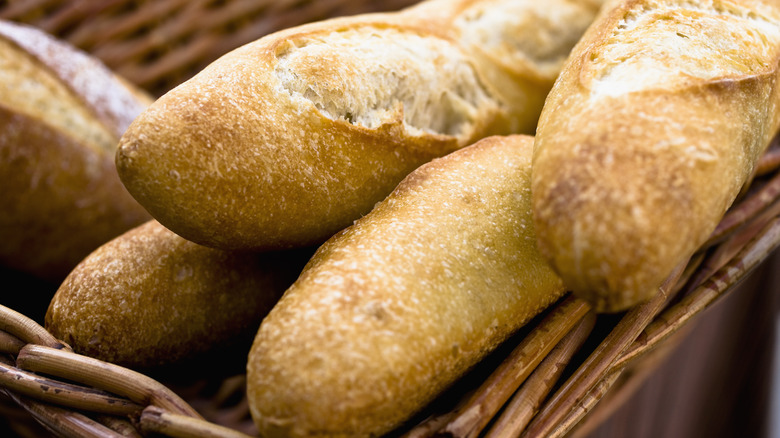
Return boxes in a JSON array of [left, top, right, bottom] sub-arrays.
[[0, 0, 420, 97], [1, 1, 779, 437]]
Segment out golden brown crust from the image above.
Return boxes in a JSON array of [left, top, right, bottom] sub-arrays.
[[45, 220, 310, 369], [116, 0, 603, 252], [0, 20, 153, 281], [0, 20, 152, 148], [532, 0, 780, 312], [246, 135, 565, 438], [0, 107, 151, 281]]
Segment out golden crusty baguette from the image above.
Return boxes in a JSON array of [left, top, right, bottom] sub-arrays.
[[247, 135, 566, 438], [45, 220, 310, 370], [115, 0, 604, 252], [0, 20, 152, 281], [531, 0, 780, 312]]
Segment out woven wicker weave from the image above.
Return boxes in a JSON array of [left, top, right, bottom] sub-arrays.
[[0, 0, 420, 96], [0, 1, 779, 437]]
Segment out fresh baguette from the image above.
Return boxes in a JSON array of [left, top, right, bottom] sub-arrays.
[[45, 220, 310, 370], [115, 0, 604, 252], [531, 0, 780, 312], [247, 135, 566, 438], [0, 20, 152, 281]]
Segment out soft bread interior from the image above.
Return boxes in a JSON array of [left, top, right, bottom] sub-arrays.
[[454, 0, 600, 78], [0, 38, 116, 152], [273, 26, 501, 140], [588, 0, 780, 96]]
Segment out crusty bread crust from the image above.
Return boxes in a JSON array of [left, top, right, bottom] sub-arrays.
[[0, 20, 152, 144], [116, 0, 603, 252], [0, 20, 152, 281], [45, 220, 309, 369], [532, 0, 780, 312], [0, 107, 150, 280], [247, 135, 565, 438]]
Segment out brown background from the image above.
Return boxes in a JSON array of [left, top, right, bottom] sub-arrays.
[[580, 251, 780, 438]]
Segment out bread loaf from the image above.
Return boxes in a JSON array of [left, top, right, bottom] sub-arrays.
[[115, 0, 604, 252], [45, 220, 310, 370], [0, 20, 152, 281], [247, 135, 566, 438], [531, 0, 780, 312]]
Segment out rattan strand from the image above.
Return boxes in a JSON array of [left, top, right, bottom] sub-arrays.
[[485, 314, 598, 438], [0, 357, 142, 416], [16, 345, 202, 419]]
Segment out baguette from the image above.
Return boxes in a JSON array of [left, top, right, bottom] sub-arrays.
[[115, 0, 604, 251], [247, 135, 566, 438], [45, 220, 310, 370], [0, 20, 152, 281], [531, 0, 780, 312]]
